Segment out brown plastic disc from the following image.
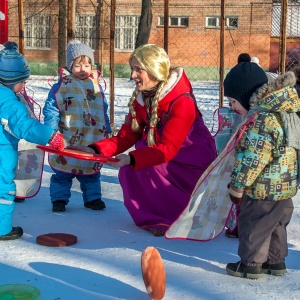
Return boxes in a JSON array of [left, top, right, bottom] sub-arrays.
[[36, 233, 77, 247], [141, 246, 166, 300]]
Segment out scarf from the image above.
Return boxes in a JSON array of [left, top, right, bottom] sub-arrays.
[[142, 85, 159, 121]]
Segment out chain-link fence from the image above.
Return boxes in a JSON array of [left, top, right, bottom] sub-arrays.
[[8, 1, 300, 73], [7, 0, 300, 128]]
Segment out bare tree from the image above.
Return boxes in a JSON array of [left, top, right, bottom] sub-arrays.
[[135, 0, 152, 48], [58, 0, 67, 67]]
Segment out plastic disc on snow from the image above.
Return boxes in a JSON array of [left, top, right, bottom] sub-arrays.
[[0, 284, 40, 300], [141, 246, 166, 300], [36, 233, 77, 247]]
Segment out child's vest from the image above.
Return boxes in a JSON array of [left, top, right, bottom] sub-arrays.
[[48, 68, 108, 175], [211, 107, 244, 154], [15, 91, 45, 198], [165, 112, 257, 242]]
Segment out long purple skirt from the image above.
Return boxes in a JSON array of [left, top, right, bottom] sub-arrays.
[[119, 118, 217, 233]]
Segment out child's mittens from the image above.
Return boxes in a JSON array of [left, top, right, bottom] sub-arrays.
[[48, 132, 65, 151], [227, 183, 243, 205]]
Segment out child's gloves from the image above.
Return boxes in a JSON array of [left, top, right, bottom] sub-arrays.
[[48, 132, 65, 151], [227, 183, 243, 205]]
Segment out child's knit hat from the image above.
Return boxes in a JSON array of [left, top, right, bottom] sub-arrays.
[[251, 56, 261, 67], [224, 62, 268, 111], [237, 53, 251, 64], [66, 39, 94, 71], [0, 41, 30, 86]]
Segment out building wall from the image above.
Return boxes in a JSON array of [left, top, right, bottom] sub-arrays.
[[6, 0, 295, 72]]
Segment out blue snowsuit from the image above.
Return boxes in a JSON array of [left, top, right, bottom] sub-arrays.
[[0, 86, 54, 236]]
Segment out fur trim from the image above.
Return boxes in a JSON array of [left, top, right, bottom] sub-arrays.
[[159, 67, 183, 101], [250, 71, 296, 106]]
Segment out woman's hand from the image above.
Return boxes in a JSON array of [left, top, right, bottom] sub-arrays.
[[67, 145, 96, 154], [105, 154, 130, 168]]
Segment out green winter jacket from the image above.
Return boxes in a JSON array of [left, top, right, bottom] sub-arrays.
[[231, 72, 300, 201]]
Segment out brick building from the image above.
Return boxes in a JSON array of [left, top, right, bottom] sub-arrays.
[[5, 0, 300, 77]]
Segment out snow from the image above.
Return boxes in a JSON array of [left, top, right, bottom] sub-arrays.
[[0, 76, 300, 300]]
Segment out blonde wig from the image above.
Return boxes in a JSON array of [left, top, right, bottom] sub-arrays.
[[128, 44, 171, 146]]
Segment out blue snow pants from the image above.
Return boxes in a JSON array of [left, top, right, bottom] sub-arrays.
[[49, 169, 102, 204], [0, 148, 18, 236]]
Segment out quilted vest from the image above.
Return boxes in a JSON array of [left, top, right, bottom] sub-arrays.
[[49, 68, 108, 174], [15, 93, 45, 198]]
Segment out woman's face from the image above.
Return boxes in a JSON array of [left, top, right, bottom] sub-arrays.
[[130, 57, 159, 91], [228, 97, 248, 116]]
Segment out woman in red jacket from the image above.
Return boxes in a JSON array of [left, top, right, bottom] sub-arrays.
[[84, 44, 217, 236]]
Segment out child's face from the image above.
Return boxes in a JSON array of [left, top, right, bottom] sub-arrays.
[[13, 81, 26, 94], [71, 56, 92, 80], [228, 97, 248, 116]]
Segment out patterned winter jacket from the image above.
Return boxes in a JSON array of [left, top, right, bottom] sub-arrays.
[[231, 72, 300, 201]]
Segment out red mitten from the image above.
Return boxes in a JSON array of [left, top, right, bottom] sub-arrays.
[[48, 132, 65, 151], [227, 183, 243, 205]]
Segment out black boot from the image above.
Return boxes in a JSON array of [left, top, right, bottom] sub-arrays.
[[226, 261, 263, 279], [84, 199, 106, 210], [0, 227, 23, 241], [52, 200, 67, 212], [262, 262, 287, 276], [14, 197, 25, 203]]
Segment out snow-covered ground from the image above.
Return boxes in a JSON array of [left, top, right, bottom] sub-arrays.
[[0, 76, 299, 300]]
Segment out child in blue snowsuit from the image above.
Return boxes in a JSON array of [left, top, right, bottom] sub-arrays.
[[0, 42, 64, 240], [43, 40, 111, 212]]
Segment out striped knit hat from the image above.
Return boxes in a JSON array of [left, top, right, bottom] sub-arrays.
[[0, 41, 30, 86]]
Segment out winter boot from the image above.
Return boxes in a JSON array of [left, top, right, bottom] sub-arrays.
[[262, 262, 287, 276], [84, 199, 106, 210], [226, 261, 263, 279], [14, 197, 25, 203], [0, 227, 23, 241], [52, 200, 67, 212]]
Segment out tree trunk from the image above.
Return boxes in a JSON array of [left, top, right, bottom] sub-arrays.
[[58, 0, 67, 68], [135, 0, 152, 49]]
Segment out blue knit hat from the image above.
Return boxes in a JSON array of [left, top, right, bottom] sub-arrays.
[[224, 62, 268, 111], [66, 39, 94, 71], [0, 41, 30, 86]]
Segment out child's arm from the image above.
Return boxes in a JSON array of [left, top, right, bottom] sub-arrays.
[[3, 95, 62, 148], [43, 85, 60, 130]]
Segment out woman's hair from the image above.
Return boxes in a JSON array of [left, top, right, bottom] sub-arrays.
[[128, 44, 171, 146], [129, 44, 170, 81]]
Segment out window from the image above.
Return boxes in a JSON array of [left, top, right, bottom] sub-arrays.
[[205, 16, 238, 29], [25, 14, 51, 49], [226, 17, 238, 28], [272, 4, 300, 37], [158, 16, 189, 27], [206, 17, 219, 27], [75, 15, 96, 50], [115, 15, 140, 51], [273, 0, 300, 3]]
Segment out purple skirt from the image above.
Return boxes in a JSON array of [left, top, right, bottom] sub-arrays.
[[119, 118, 217, 232]]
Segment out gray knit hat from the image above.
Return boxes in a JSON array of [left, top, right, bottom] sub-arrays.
[[66, 39, 94, 71], [224, 62, 268, 111], [0, 41, 30, 86]]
